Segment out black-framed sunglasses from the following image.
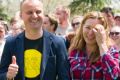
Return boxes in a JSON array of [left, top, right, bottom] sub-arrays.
[[72, 22, 80, 27], [109, 32, 120, 36]]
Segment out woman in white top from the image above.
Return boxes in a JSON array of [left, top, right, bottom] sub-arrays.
[[0, 21, 7, 62]]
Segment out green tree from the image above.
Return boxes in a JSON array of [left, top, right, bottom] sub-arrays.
[[43, 0, 72, 14], [0, 7, 8, 20], [69, 0, 111, 15]]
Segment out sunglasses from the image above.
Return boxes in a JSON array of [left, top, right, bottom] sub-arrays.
[[110, 32, 120, 36], [72, 22, 80, 27]]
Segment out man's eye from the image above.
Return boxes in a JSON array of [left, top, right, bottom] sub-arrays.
[[36, 10, 41, 14], [26, 11, 33, 15]]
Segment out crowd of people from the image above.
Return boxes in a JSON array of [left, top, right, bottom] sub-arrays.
[[0, 0, 120, 80]]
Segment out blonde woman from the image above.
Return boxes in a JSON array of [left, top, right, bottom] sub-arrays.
[[109, 25, 120, 50], [69, 11, 119, 79]]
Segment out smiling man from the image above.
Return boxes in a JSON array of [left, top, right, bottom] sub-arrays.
[[0, 0, 70, 80]]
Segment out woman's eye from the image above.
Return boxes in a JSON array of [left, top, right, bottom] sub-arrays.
[[86, 26, 91, 29]]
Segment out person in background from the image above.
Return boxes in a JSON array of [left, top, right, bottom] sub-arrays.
[[114, 13, 120, 26], [0, 21, 7, 62], [109, 25, 120, 50], [0, 20, 9, 38], [0, 0, 70, 80], [55, 5, 73, 36], [100, 7, 115, 28], [69, 11, 119, 80], [109, 25, 120, 80], [43, 14, 58, 34], [43, 14, 71, 51], [65, 15, 83, 49], [71, 15, 83, 31], [8, 17, 24, 37], [65, 15, 83, 50]]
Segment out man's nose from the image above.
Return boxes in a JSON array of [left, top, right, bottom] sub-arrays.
[[32, 12, 38, 18]]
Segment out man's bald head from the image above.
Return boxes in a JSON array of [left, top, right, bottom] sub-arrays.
[[20, 0, 43, 12]]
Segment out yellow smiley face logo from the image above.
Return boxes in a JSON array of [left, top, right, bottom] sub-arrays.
[[24, 49, 42, 78]]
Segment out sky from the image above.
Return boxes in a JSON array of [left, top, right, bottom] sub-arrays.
[[110, 0, 120, 10]]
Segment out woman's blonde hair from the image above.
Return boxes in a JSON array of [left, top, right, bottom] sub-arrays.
[[69, 11, 110, 63]]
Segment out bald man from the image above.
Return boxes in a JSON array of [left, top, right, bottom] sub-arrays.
[[0, 0, 70, 80]]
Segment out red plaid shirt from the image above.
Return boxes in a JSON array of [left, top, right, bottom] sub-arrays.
[[69, 48, 119, 80]]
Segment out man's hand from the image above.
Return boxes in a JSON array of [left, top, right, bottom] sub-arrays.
[[6, 56, 19, 80]]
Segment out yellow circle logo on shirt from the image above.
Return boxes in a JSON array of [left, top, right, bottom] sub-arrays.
[[24, 49, 42, 78]]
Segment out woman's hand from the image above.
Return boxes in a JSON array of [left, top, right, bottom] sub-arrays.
[[93, 24, 106, 46], [93, 24, 108, 56]]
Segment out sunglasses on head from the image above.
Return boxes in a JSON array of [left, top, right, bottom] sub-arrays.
[[110, 32, 120, 36], [72, 22, 80, 27]]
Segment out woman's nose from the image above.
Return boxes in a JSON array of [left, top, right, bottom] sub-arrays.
[[88, 29, 94, 35]]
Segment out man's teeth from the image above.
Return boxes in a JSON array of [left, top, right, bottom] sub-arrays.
[[31, 20, 37, 22]]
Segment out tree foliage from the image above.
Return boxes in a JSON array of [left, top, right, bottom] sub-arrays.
[[43, 0, 72, 14], [0, 7, 8, 21], [69, 0, 111, 15]]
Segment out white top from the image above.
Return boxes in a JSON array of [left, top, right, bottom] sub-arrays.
[[0, 40, 6, 62], [55, 23, 73, 36]]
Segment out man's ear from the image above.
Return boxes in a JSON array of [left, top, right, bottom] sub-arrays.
[[19, 12, 22, 19]]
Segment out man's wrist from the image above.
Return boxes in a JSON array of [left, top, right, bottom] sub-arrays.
[[6, 72, 13, 80]]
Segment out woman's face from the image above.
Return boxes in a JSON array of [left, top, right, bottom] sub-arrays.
[[43, 16, 51, 31], [109, 26, 120, 43], [0, 24, 5, 39], [72, 17, 82, 31], [83, 18, 102, 45]]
